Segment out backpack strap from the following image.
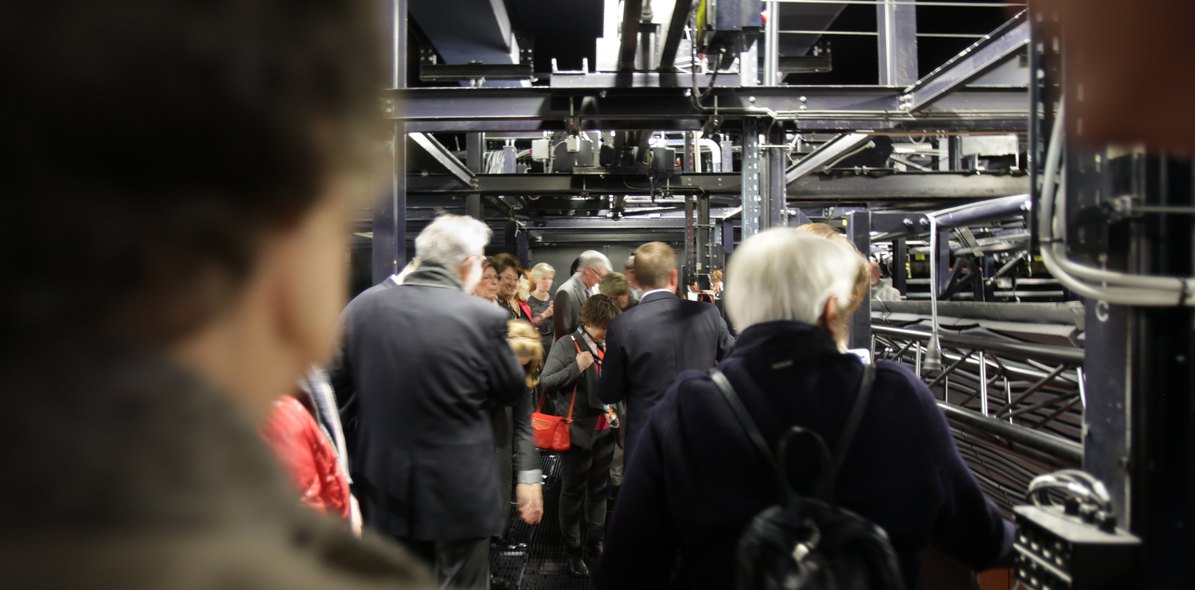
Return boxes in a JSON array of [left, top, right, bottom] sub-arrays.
[[710, 361, 877, 503], [829, 362, 876, 480], [710, 368, 775, 466]]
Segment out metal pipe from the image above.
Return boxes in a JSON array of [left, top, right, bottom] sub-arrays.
[[764, 1, 780, 86], [938, 403, 1083, 464], [929, 193, 1031, 229]]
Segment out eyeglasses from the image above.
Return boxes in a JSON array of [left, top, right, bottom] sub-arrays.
[[481, 274, 498, 282], [499, 273, 520, 283]]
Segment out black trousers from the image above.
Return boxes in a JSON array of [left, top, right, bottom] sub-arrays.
[[559, 427, 616, 554], [397, 536, 490, 590]]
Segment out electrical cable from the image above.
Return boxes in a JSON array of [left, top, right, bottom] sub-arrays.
[[1036, 101, 1195, 306]]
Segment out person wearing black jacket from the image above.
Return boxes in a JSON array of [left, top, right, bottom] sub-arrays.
[[595, 230, 1013, 590], [539, 295, 623, 578], [330, 215, 526, 590], [597, 242, 735, 460]]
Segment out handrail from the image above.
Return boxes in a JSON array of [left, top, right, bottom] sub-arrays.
[[872, 325, 1084, 365], [938, 403, 1083, 464]]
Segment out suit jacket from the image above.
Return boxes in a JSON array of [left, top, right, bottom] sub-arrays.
[[597, 290, 734, 458], [490, 385, 541, 481], [3, 346, 435, 590], [539, 331, 606, 450], [595, 321, 1013, 590], [329, 264, 525, 541], [553, 274, 588, 341]]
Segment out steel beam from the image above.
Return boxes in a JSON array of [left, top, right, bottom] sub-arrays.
[[404, 172, 1030, 201], [847, 209, 872, 350], [786, 133, 874, 184], [388, 86, 1029, 133], [374, 0, 408, 284], [901, 14, 1029, 112], [765, 125, 787, 228], [658, 0, 695, 72], [618, 0, 644, 73], [876, 0, 918, 86], [465, 133, 484, 220], [764, 1, 780, 86], [409, 132, 476, 187], [741, 119, 763, 238]]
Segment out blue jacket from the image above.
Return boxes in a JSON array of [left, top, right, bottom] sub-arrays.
[[596, 320, 1013, 590]]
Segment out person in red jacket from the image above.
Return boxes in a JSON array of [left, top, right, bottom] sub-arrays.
[[260, 394, 352, 522]]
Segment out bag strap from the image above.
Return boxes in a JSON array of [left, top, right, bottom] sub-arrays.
[[709, 361, 876, 503], [829, 362, 876, 480]]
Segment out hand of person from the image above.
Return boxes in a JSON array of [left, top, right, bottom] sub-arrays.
[[349, 495, 363, 537], [515, 483, 544, 525], [543, 302, 554, 319], [576, 351, 595, 372]]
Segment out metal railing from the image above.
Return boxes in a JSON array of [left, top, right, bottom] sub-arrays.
[[872, 323, 1084, 513]]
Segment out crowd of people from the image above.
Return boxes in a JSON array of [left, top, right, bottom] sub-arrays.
[[6, 1, 1020, 589]]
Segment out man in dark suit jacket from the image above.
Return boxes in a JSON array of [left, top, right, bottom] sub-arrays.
[[553, 250, 612, 340], [330, 216, 527, 590], [598, 242, 735, 460]]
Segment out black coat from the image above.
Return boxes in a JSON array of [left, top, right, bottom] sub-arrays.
[[595, 321, 1014, 590], [540, 331, 605, 450], [330, 264, 525, 542], [597, 291, 734, 457]]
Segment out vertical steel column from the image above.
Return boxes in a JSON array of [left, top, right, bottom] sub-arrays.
[[697, 194, 711, 281], [934, 228, 951, 295], [722, 218, 736, 255], [740, 119, 763, 239], [503, 219, 518, 255], [373, 0, 408, 283], [684, 194, 697, 278], [764, 1, 780, 86], [765, 125, 787, 229], [516, 227, 529, 266], [892, 238, 908, 294], [876, 0, 918, 86], [846, 209, 872, 351], [720, 136, 734, 173], [465, 133, 485, 220], [502, 143, 517, 174]]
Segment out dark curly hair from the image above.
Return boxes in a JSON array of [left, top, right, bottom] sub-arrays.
[[580, 294, 622, 330], [491, 253, 522, 278], [1, 0, 383, 346]]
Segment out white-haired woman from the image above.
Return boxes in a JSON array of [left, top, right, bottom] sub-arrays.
[[595, 229, 1013, 590]]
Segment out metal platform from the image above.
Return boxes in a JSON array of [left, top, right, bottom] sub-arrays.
[[491, 453, 604, 590]]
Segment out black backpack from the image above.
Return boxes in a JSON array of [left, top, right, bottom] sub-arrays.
[[709, 363, 906, 590]]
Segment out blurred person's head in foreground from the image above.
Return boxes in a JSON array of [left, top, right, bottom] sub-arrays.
[[726, 229, 864, 351], [473, 257, 499, 301], [1, 0, 385, 419], [507, 320, 544, 388]]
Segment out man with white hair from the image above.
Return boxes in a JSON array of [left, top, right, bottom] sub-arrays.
[[597, 229, 1012, 589], [553, 249, 612, 341], [330, 215, 529, 590]]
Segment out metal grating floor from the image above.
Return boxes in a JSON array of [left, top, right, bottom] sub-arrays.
[[491, 453, 605, 590]]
